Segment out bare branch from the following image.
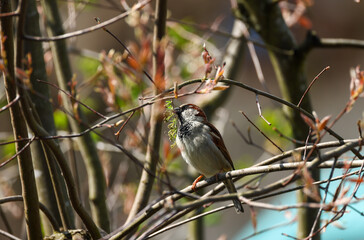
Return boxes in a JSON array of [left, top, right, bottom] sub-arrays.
[[23, 0, 152, 42]]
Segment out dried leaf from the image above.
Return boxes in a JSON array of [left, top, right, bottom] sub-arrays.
[[318, 115, 331, 131], [250, 207, 257, 232], [332, 221, 346, 230], [212, 85, 229, 91], [127, 56, 141, 71], [298, 16, 312, 29], [347, 177, 364, 184]]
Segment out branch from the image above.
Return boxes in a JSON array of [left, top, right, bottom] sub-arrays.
[[23, 0, 152, 41], [20, 93, 101, 239], [0, 195, 60, 232], [1, 0, 43, 238], [123, 0, 167, 237]]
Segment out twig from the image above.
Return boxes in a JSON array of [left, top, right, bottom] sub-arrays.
[[297, 66, 330, 107], [23, 0, 152, 41], [122, 0, 167, 236], [0, 136, 35, 168], [240, 111, 283, 153], [37, 80, 106, 119], [0, 195, 60, 232], [242, 217, 296, 240], [0, 229, 21, 240], [244, 25, 269, 92], [315, 37, 364, 49], [94, 17, 156, 86], [145, 205, 229, 239], [20, 93, 101, 238], [256, 94, 271, 125], [115, 111, 135, 139], [231, 121, 275, 155], [0, 206, 13, 235], [0, 94, 20, 113]]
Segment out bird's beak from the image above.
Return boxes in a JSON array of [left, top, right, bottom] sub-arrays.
[[173, 107, 181, 115]]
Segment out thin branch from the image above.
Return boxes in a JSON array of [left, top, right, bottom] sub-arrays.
[[123, 0, 167, 235], [309, 156, 339, 238], [297, 66, 330, 107], [241, 111, 283, 153], [94, 17, 156, 86], [242, 218, 296, 240], [0, 94, 20, 113], [37, 80, 106, 119], [0, 136, 35, 168], [20, 93, 101, 238], [58, 0, 124, 11], [141, 164, 362, 239], [115, 110, 135, 139], [0, 229, 21, 240], [23, 0, 152, 41], [316, 37, 364, 49], [231, 121, 275, 155], [0, 195, 60, 232]]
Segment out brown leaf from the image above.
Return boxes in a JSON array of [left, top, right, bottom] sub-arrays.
[[298, 16, 312, 29], [318, 115, 331, 131], [347, 177, 364, 184], [212, 85, 229, 91], [250, 206, 257, 232], [301, 113, 315, 129]]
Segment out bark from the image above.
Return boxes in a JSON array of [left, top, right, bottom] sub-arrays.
[[24, 0, 74, 233], [1, 0, 42, 238], [41, 0, 110, 232]]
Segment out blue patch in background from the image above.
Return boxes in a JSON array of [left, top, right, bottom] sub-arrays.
[[234, 167, 364, 240]]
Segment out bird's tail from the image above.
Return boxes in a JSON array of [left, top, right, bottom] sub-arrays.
[[223, 179, 244, 213]]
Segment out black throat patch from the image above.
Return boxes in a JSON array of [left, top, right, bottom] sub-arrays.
[[178, 122, 192, 139]]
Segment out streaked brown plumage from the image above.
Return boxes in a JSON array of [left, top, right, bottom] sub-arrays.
[[174, 103, 244, 213]]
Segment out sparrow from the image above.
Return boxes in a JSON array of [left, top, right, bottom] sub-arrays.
[[174, 103, 244, 213]]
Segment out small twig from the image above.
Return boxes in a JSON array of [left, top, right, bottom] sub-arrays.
[[256, 94, 271, 125], [316, 37, 364, 49], [0, 136, 35, 168], [272, 126, 307, 145], [94, 17, 156, 87], [145, 205, 230, 239], [0, 95, 20, 113], [231, 121, 275, 155], [0, 195, 60, 232], [358, 120, 363, 139], [135, 210, 177, 240], [23, 0, 152, 41], [309, 155, 339, 238], [115, 111, 135, 139], [240, 111, 283, 153], [37, 80, 107, 119], [302, 128, 312, 162], [297, 66, 330, 107], [242, 217, 296, 240], [244, 25, 269, 92], [58, 0, 123, 11], [0, 206, 13, 235], [282, 233, 299, 240], [0, 229, 21, 240]]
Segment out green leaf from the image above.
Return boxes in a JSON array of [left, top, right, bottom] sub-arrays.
[[76, 56, 100, 78], [54, 110, 68, 130], [256, 108, 292, 148]]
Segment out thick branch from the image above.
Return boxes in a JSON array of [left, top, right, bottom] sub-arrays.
[[41, 0, 109, 231], [124, 0, 167, 232], [1, 1, 42, 239]]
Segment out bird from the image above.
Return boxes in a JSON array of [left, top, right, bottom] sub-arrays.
[[173, 103, 244, 213]]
